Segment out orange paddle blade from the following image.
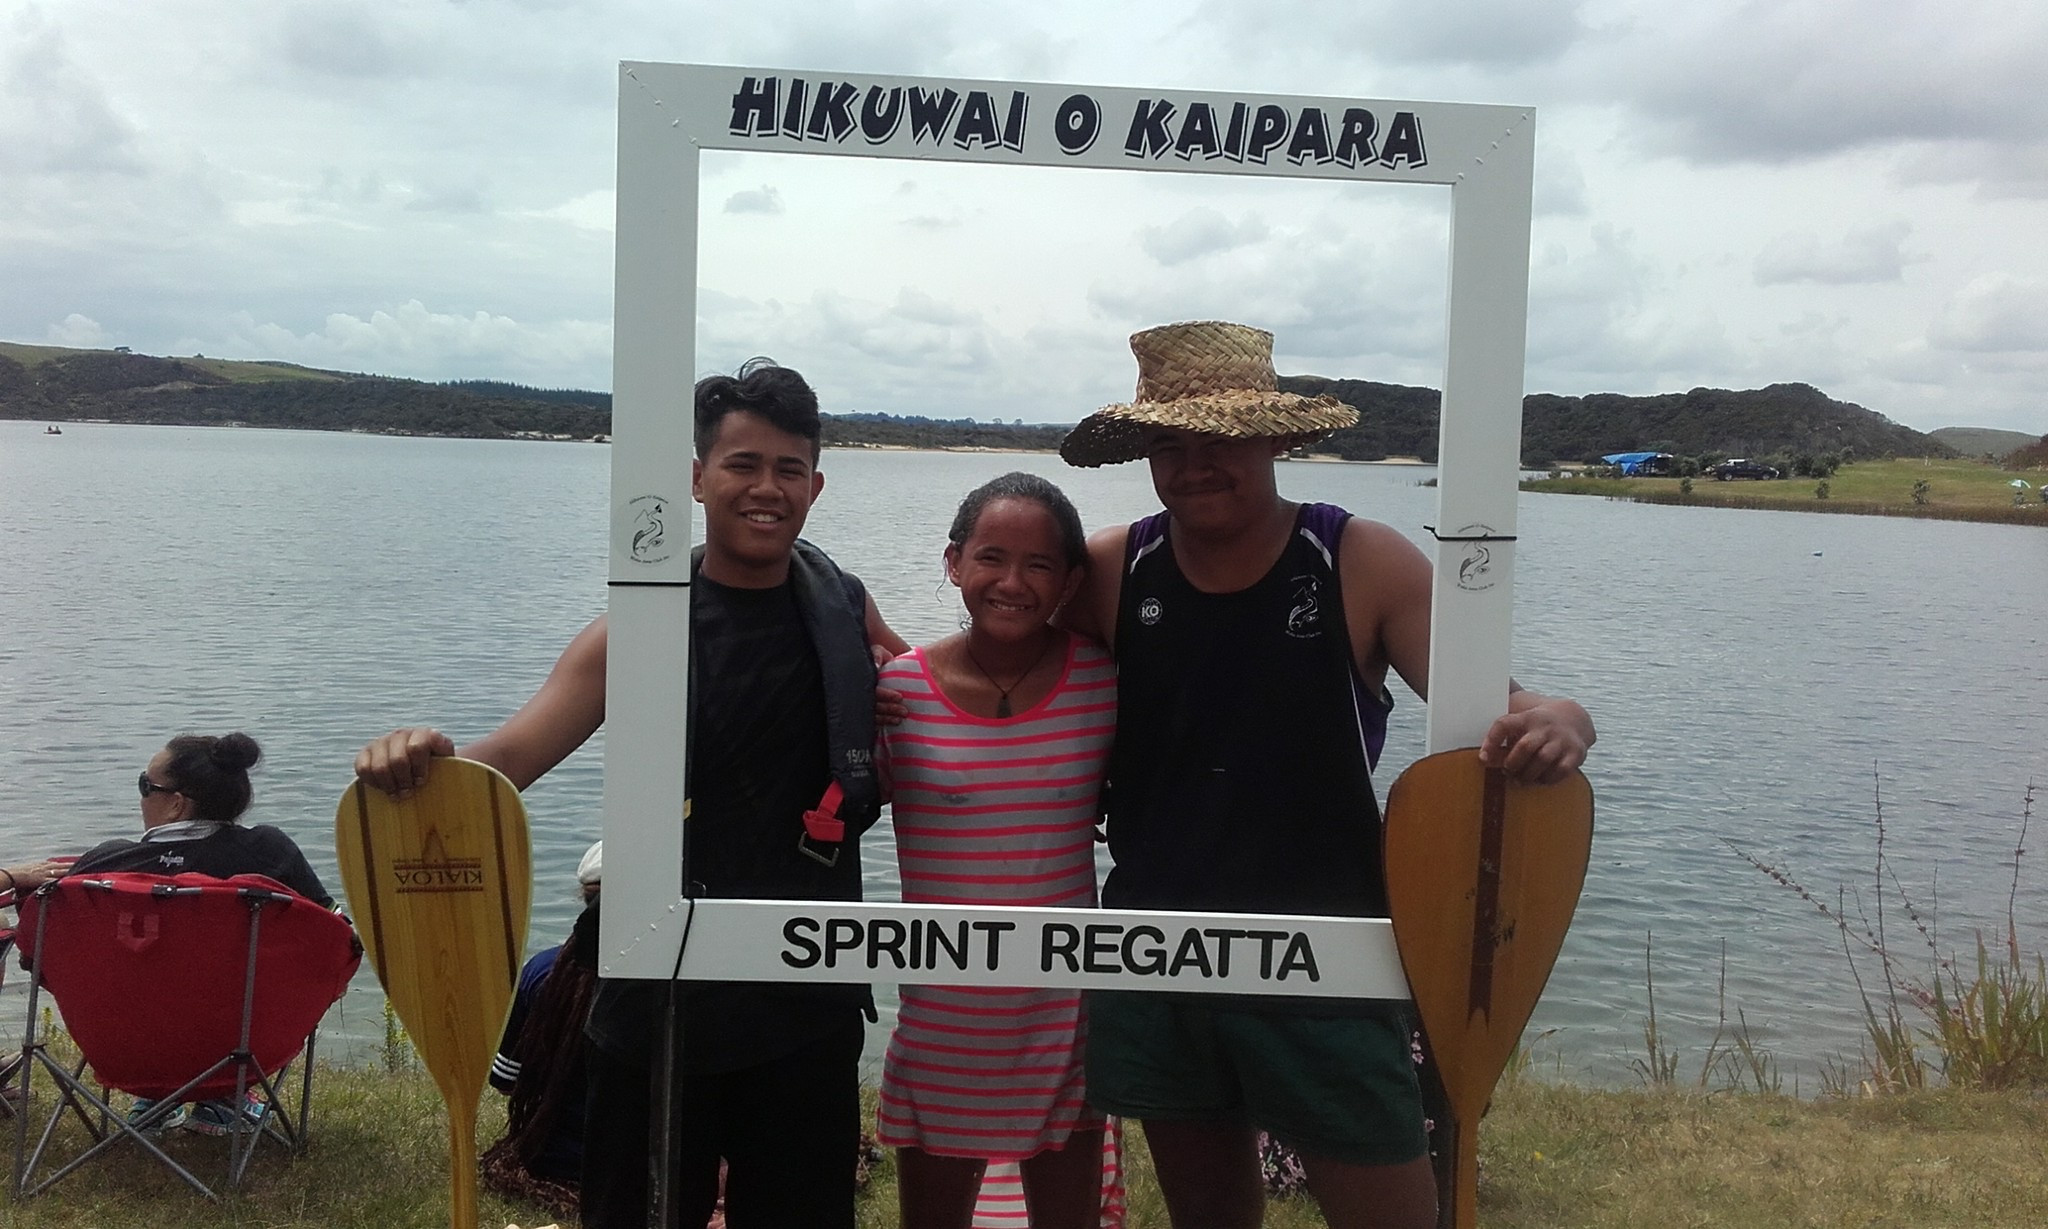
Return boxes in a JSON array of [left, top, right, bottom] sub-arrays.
[[1385, 750, 1593, 1119]]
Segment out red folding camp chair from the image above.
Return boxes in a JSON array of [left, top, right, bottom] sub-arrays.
[[9, 871, 361, 1200]]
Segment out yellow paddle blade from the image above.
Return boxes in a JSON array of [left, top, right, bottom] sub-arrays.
[[335, 757, 532, 1107], [1384, 750, 1593, 1119]]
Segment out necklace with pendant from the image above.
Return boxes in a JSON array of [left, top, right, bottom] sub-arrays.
[[964, 634, 1058, 718]]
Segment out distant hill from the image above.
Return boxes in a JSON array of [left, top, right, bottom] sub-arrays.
[[3, 340, 1958, 464], [1928, 426, 2040, 461], [0, 345, 610, 439], [1282, 376, 1951, 465]]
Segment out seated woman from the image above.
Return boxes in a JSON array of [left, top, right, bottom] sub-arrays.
[[71, 732, 331, 907], [68, 731, 332, 1133], [876, 473, 1116, 1229]]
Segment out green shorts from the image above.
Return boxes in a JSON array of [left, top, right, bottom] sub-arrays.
[[1084, 991, 1427, 1167]]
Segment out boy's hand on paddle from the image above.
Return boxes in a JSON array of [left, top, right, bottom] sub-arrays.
[[1479, 696, 1594, 785], [355, 726, 455, 799]]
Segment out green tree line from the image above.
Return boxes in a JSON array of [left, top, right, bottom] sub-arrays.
[[3, 346, 1959, 462]]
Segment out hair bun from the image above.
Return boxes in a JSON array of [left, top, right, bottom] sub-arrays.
[[211, 732, 263, 773]]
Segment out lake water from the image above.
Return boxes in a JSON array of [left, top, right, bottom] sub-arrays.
[[4, 419, 2045, 1089]]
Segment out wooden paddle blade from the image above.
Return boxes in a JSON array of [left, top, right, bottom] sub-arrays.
[[1384, 750, 1593, 1121], [335, 756, 531, 1205]]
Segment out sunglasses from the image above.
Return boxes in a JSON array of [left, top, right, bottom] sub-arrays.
[[137, 772, 181, 798]]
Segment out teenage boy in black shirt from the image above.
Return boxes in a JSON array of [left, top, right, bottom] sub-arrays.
[[357, 360, 906, 1228]]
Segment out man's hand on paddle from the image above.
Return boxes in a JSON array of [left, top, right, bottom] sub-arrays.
[[355, 726, 455, 799], [1480, 691, 1595, 785]]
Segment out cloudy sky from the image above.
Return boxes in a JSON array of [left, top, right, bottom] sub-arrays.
[[4, 0, 2045, 433]]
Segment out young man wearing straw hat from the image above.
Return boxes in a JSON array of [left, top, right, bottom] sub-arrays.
[[1059, 320, 1594, 1229]]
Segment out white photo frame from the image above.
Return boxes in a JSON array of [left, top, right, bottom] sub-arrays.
[[600, 63, 1534, 990]]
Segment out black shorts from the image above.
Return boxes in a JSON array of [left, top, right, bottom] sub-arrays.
[[1085, 991, 1427, 1167]]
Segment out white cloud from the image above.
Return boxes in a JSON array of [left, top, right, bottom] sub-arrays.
[[724, 185, 786, 215], [272, 2, 436, 81], [46, 313, 109, 348], [1753, 221, 1914, 286], [1138, 208, 1270, 266], [1900, 140, 2048, 202], [1200, 0, 1588, 70], [1930, 277, 2048, 354], [196, 302, 613, 385], [526, 189, 615, 233], [0, 11, 146, 177], [1534, 147, 1589, 217], [1525, 224, 1737, 390], [1604, 0, 2048, 196]]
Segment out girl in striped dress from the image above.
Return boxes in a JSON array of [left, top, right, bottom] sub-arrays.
[[878, 472, 1117, 1229]]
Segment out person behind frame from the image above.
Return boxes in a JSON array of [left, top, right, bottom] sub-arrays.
[[355, 359, 908, 1229], [1058, 321, 1596, 1229], [480, 840, 604, 1217], [876, 473, 1115, 1229]]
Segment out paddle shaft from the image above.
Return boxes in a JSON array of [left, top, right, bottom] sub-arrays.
[[1448, 1119, 1479, 1229], [448, 1102, 479, 1229]]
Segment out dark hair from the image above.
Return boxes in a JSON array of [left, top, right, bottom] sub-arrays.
[[947, 472, 1088, 570], [159, 732, 262, 824], [693, 358, 821, 461]]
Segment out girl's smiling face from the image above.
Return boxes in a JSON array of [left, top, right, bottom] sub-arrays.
[[946, 497, 1083, 642]]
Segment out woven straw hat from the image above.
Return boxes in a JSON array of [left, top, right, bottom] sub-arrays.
[[1059, 321, 1357, 468]]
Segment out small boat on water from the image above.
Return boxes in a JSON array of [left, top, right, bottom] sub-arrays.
[[44, 424, 62, 434]]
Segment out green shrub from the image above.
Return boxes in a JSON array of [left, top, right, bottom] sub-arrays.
[[1731, 780, 2046, 1094]]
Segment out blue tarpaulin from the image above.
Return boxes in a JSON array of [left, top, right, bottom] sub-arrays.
[[1601, 451, 1673, 475]]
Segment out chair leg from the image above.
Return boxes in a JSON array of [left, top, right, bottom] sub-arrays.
[[298, 1029, 317, 1144], [14, 1048, 223, 1201]]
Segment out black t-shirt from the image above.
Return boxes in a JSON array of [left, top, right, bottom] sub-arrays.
[[585, 575, 869, 1071], [69, 824, 334, 907]]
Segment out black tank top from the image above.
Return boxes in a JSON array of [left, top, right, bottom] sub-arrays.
[[1105, 502, 1393, 920]]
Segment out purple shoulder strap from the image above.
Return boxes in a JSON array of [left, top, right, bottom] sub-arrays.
[[1297, 503, 1393, 770], [1124, 510, 1172, 574], [1296, 502, 1351, 562]]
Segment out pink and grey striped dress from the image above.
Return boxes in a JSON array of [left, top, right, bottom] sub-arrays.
[[875, 635, 1116, 1159]]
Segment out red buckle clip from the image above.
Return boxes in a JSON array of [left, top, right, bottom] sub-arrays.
[[802, 781, 846, 843], [799, 782, 846, 867]]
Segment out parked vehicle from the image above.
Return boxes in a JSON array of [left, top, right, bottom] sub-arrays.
[[1711, 458, 1780, 480]]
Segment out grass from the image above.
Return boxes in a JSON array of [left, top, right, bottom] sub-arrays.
[[0, 342, 90, 367], [7, 1066, 2048, 1228], [0, 1062, 543, 1228], [1477, 1081, 2048, 1228], [0, 340, 342, 384], [1522, 458, 2048, 525]]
